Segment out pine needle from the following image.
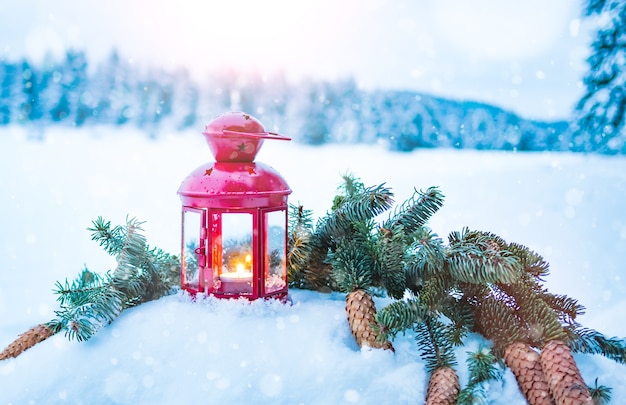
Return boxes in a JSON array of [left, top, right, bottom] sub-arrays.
[[569, 326, 626, 364], [383, 186, 444, 234], [50, 216, 180, 342]]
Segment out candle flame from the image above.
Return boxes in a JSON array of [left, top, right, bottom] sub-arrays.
[[222, 266, 252, 280], [221, 252, 253, 280]]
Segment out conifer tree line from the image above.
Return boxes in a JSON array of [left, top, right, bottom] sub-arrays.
[[0, 49, 587, 153]]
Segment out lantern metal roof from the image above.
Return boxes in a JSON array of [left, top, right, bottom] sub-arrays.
[[177, 111, 292, 208]]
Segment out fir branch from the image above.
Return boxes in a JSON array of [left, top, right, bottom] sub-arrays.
[[404, 229, 446, 294], [504, 280, 568, 344], [376, 297, 427, 339], [539, 291, 586, 325], [287, 204, 315, 279], [447, 229, 512, 268], [76, 266, 103, 287], [60, 315, 101, 343], [457, 387, 488, 405], [569, 326, 626, 364], [419, 274, 456, 313], [447, 229, 521, 279], [88, 287, 125, 324], [466, 346, 502, 386], [403, 256, 425, 295], [327, 239, 375, 292], [136, 257, 176, 304], [440, 297, 474, 346], [87, 216, 127, 256], [382, 186, 444, 234], [288, 203, 315, 232], [54, 287, 124, 341], [144, 245, 179, 291], [2, 216, 180, 358], [53, 267, 107, 307], [53, 216, 179, 342], [338, 172, 365, 197], [416, 317, 458, 372], [350, 218, 378, 247], [469, 230, 509, 249], [473, 295, 527, 349], [588, 378, 612, 405], [506, 242, 550, 279], [290, 244, 334, 291], [315, 183, 394, 246], [378, 226, 407, 299], [109, 218, 148, 301], [446, 248, 521, 285], [415, 228, 447, 273], [458, 346, 503, 405], [287, 203, 335, 291]]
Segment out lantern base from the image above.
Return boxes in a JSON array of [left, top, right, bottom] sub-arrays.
[[182, 287, 290, 304]]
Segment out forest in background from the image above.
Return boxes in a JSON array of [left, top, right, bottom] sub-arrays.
[[0, 49, 595, 153]]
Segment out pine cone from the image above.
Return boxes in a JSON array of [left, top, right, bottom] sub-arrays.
[[0, 324, 55, 361], [425, 366, 460, 405], [345, 289, 393, 350], [503, 342, 555, 405], [540, 340, 593, 405]]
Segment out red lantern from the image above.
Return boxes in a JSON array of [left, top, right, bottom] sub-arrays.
[[178, 112, 292, 300]]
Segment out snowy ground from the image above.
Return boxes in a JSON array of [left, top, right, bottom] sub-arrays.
[[1, 126, 625, 404]]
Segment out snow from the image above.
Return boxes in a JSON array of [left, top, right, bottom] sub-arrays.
[[1, 126, 626, 404]]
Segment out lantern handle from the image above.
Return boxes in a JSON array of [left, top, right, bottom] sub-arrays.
[[221, 129, 291, 141]]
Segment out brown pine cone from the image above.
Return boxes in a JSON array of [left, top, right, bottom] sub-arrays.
[[540, 340, 593, 405], [0, 324, 55, 361], [345, 289, 393, 350], [425, 366, 460, 405], [503, 342, 555, 405]]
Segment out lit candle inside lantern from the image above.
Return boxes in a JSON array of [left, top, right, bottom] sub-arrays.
[[220, 253, 253, 294], [222, 266, 252, 280]]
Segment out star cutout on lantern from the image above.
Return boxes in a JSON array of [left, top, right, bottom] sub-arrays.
[[243, 114, 251, 120], [237, 142, 247, 152]]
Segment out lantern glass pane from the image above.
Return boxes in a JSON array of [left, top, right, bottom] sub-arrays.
[[182, 209, 203, 290], [218, 213, 253, 295], [265, 210, 287, 293]]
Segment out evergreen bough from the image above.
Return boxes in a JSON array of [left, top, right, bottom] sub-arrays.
[[288, 174, 626, 405], [0, 216, 179, 359], [288, 173, 445, 352], [457, 346, 503, 405]]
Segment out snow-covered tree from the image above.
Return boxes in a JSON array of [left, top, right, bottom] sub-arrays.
[[572, 0, 626, 154], [40, 53, 71, 124], [293, 81, 331, 145], [0, 59, 18, 124], [18, 59, 44, 123], [91, 51, 134, 126]]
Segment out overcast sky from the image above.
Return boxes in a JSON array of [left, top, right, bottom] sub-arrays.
[[1, 0, 594, 120]]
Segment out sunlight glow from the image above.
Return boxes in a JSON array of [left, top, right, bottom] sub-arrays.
[[123, 0, 326, 77]]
